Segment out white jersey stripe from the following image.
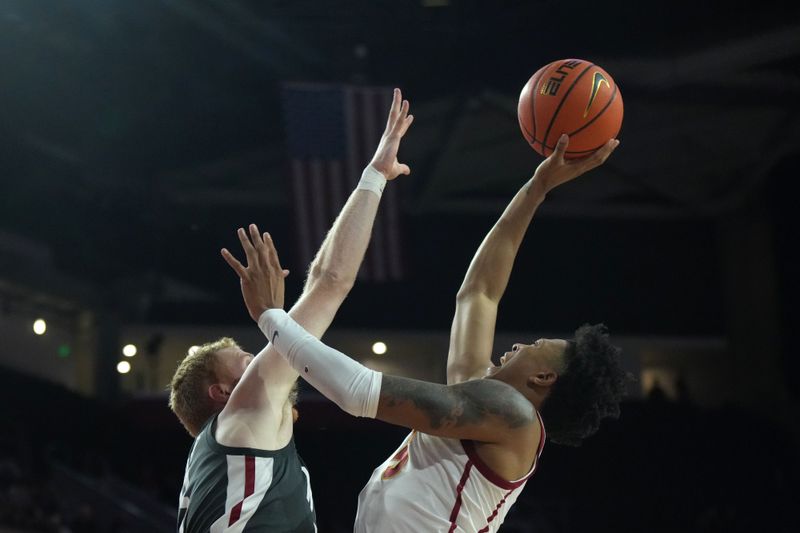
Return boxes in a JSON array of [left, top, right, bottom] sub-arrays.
[[210, 455, 274, 533]]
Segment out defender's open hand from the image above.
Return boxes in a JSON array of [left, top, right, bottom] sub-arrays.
[[369, 88, 414, 180], [531, 134, 619, 196], [221, 224, 288, 322]]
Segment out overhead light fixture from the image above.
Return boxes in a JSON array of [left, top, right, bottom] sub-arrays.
[[122, 344, 137, 357], [33, 319, 46, 335], [372, 341, 388, 355]]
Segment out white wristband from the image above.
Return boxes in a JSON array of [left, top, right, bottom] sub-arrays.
[[357, 165, 387, 198]]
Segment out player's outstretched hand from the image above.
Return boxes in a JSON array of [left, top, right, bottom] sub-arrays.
[[531, 134, 619, 195], [369, 88, 414, 180], [221, 224, 288, 322]]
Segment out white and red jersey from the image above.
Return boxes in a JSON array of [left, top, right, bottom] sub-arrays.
[[355, 412, 545, 533]]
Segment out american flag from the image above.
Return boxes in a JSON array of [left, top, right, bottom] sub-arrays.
[[281, 83, 404, 282]]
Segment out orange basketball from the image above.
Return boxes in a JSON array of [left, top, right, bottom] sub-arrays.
[[518, 59, 623, 158]]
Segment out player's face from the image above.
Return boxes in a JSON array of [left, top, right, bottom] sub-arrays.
[[216, 346, 255, 391], [486, 338, 568, 380]]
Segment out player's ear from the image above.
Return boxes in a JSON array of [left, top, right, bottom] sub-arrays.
[[208, 383, 231, 402], [529, 371, 557, 388]]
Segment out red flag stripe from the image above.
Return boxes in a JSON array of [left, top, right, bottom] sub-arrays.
[[291, 160, 314, 268]]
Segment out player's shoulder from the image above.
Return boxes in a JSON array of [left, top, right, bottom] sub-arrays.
[[457, 378, 538, 428], [216, 401, 291, 450]]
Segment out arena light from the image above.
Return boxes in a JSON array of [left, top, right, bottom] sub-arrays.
[[33, 319, 47, 335], [372, 341, 387, 355], [117, 361, 131, 374], [122, 344, 138, 357]]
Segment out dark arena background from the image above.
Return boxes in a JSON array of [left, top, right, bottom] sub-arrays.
[[2, 1, 799, 532]]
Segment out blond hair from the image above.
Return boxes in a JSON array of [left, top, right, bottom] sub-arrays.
[[169, 337, 238, 437]]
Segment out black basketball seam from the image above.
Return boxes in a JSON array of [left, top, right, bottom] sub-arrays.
[[529, 67, 548, 149], [540, 62, 595, 155], [518, 68, 547, 145], [568, 83, 618, 138]]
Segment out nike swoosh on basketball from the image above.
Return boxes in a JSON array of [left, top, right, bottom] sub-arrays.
[[584, 72, 610, 118]]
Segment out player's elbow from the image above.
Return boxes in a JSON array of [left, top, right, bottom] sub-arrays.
[[456, 284, 499, 305], [456, 282, 484, 301], [306, 265, 355, 297]]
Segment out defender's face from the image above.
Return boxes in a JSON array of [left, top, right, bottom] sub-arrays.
[[486, 338, 568, 380], [216, 346, 255, 391]]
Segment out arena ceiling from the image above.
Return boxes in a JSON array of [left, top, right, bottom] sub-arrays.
[[1, 0, 798, 335]]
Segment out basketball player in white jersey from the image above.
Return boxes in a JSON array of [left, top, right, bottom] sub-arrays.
[[224, 134, 629, 532], [169, 89, 414, 532]]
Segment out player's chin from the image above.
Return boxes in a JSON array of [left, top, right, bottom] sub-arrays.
[[485, 365, 501, 377]]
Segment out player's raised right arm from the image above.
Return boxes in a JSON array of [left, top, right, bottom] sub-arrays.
[[447, 135, 619, 384]]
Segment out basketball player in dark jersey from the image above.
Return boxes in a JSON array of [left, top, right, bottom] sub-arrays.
[[169, 89, 414, 532]]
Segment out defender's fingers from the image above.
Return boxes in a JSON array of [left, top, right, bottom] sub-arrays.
[[387, 97, 407, 136], [397, 114, 414, 137], [221, 248, 247, 278], [391, 100, 410, 136], [385, 88, 401, 128], [397, 163, 411, 176]]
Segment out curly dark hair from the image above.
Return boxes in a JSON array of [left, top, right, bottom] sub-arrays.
[[539, 323, 630, 447]]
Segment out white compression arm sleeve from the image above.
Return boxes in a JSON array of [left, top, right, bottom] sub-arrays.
[[257, 309, 382, 418]]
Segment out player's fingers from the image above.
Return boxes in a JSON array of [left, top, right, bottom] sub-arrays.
[[385, 88, 401, 129], [282, 269, 290, 278], [221, 248, 247, 278], [389, 100, 410, 136], [237, 227, 257, 264], [263, 232, 284, 272], [552, 134, 569, 161], [397, 163, 411, 175], [397, 114, 414, 137], [583, 139, 619, 170], [250, 224, 264, 252]]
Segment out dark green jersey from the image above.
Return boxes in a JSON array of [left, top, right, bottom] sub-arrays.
[[177, 414, 316, 533]]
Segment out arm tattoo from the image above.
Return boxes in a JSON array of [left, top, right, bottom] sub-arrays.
[[380, 376, 532, 430]]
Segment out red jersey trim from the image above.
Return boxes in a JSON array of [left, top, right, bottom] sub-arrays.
[[460, 410, 546, 490], [477, 489, 513, 533], [228, 455, 256, 526], [447, 460, 474, 533]]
